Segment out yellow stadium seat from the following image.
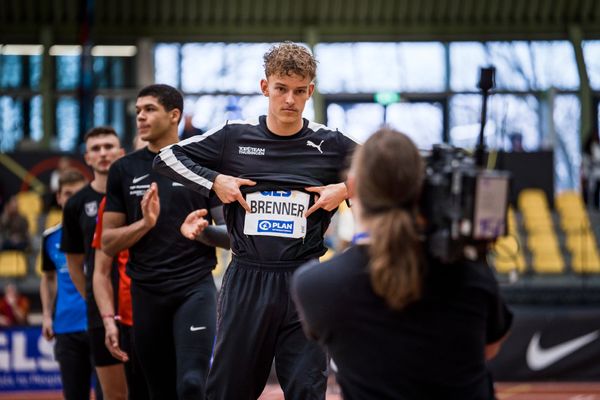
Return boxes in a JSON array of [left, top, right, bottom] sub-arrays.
[[0, 251, 28, 277], [521, 206, 550, 216], [522, 217, 554, 234], [16, 191, 42, 215], [23, 214, 39, 237], [35, 253, 42, 276], [532, 252, 565, 274], [565, 233, 598, 253], [558, 205, 586, 216], [494, 236, 520, 255], [519, 188, 546, 202], [493, 254, 526, 274], [555, 191, 585, 210], [492, 236, 526, 273], [506, 208, 518, 234], [15, 191, 42, 236], [45, 208, 62, 229], [518, 189, 548, 211], [560, 217, 590, 234], [527, 234, 560, 253], [571, 253, 600, 274]]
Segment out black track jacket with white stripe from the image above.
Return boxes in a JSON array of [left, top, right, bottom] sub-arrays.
[[153, 116, 358, 264]]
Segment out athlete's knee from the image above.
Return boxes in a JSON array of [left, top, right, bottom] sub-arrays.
[[178, 371, 205, 400]]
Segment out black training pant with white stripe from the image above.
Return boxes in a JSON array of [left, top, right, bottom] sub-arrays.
[[131, 273, 217, 400], [207, 258, 327, 400]]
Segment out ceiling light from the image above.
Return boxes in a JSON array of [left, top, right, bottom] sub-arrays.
[[1, 45, 43, 55], [49, 45, 82, 56], [92, 45, 137, 57]]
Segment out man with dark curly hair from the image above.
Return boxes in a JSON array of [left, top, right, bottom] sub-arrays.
[[154, 41, 359, 399]]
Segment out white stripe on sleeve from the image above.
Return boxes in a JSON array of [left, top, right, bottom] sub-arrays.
[[159, 148, 214, 191]]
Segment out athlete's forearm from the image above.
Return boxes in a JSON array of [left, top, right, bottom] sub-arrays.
[[485, 332, 509, 360], [39, 273, 57, 320], [65, 254, 86, 298], [153, 144, 218, 197], [196, 225, 231, 249], [93, 249, 116, 319], [102, 218, 151, 256]]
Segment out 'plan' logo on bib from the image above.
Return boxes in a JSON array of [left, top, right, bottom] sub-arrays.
[[257, 220, 294, 234]]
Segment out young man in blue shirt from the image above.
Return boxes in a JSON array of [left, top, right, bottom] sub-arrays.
[[40, 169, 103, 400]]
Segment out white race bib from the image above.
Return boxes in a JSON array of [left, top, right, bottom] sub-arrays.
[[243, 190, 310, 239]]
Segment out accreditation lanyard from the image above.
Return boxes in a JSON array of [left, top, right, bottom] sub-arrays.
[[351, 232, 370, 245]]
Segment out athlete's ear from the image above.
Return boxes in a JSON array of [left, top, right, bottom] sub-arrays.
[[171, 108, 181, 125], [260, 79, 269, 97], [307, 82, 315, 98], [84, 152, 91, 167]]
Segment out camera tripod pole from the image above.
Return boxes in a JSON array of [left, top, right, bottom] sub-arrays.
[[475, 66, 496, 168], [475, 90, 489, 167]]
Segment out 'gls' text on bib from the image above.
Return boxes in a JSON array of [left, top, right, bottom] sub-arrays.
[[243, 190, 309, 239]]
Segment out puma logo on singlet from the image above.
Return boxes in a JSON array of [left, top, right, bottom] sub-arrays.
[[306, 140, 324, 154]]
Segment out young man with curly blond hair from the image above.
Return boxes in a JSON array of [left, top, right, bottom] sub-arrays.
[[154, 41, 359, 399]]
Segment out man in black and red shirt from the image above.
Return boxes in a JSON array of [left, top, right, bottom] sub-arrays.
[[61, 126, 127, 398], [93, 195, 149, 399]]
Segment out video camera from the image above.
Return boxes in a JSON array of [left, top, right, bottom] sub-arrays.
[[420, 67, 511, 263]]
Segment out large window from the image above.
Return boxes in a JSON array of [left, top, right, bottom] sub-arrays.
[[0, 45, 135, 151], [326, 101, 443, 149], [450, 41, 579, 91], [54, 53, 134, 149], [315, 42, 446, 93], [450, 94, 540, 150], [156, 42, 316, 132], [154, 40, 584, 190], [0, 38, 587, 192], [0, 50, 43, 151], [327, 103, 385, 143], [583, 41, 600, 90], [553, 95, 581, 191], [56, 97, 79, 151]]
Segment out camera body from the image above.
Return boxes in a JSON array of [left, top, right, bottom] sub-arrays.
[[420, 144, 510, 263]]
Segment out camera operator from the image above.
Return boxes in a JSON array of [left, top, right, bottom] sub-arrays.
[[292, 128, 512, 400]]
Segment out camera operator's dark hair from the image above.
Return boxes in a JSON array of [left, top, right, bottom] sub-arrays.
[[355, 128, 424, 310]]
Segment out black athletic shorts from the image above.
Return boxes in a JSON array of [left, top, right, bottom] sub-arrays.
[[89, 326, 123, 367], [54, 332, 95, 400]]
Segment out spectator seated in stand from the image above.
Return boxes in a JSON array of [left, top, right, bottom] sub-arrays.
[[0, 283, 30, 327], [0, 196, 30, 251]]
